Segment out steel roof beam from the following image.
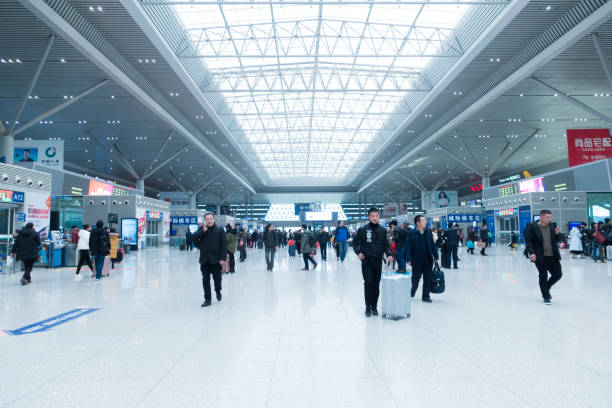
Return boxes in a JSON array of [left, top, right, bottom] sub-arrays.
[[192, 171, 223, 195], [142, 132, 173, 179], [531, 76, 612, 124], [19, 0, 255, 193], [432, 164, 463, 191], [454, 129, 481, 173], [435, 143, 483, 177], [487, 141, 511, 176], [142, 1, 510, 5], [10, 79, 108, 137], [143, 144, 190, 179], [592, 33, 612, 91], [63, 161, 159, 192], [358, 0, 612, 192], [493, 129, 539, 171], [168, 170, 188, 193], [91, 135, 139, 179], [111, 143, 140, 178], [9, 35, 55, 134]]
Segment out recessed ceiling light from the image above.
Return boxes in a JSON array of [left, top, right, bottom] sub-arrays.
[[60, 58, 66, 63], [546, 5, 552, 11]]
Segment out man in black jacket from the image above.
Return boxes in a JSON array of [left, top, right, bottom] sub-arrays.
[[405, 215, 439, 303], [11, 223, 41, 285], [89, 220, 110, 280], [479, 224, 488, 256], [263, 224, 278, 271], [443, 224, 460, 269], [353, 207, 393, 317], [193, 213, 227, 307], [318, 227, 330, 261], [524, 209, 562, 305]]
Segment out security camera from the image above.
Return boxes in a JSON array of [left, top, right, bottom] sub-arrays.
[[539, 197, 545, 202], [2, 174, 8, 182], [14, 175, 21, 184], [125, 201, 129, 205], [89, 200, 94, 205], [574, 197, 580, 202], [26, 179, 33, 186], [38, 180, 44, 188], [112, 200, 117, 205], [562, 197, 568, 202], [101, 201, 106, 206], [551, 197, 557, 202]]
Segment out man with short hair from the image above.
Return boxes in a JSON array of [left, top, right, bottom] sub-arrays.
[[334, 220, 349, 262], [352, 207, 393, 317], [479, 224, 488, 256], [443, 223, 460, 269], [300, 224, 318, 270], [395, 222, 409, 273], [193, 213, 227, 307], [405, 215, 439, 303], [524, 209, 563, 305], [318, 227, 330, 261]]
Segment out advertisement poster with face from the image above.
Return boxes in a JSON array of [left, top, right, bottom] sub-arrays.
[[14, 140, 64, 168], [427, 191, 458, 209], [162, 213, 170, 243], [25, 191, 51, 238]]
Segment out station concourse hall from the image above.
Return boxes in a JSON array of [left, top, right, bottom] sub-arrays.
[[1, 0, 612, 407]]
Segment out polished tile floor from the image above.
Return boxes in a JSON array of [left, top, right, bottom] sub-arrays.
[[1, 243, 611, 407]]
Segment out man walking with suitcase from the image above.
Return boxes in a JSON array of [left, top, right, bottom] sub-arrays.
[[405, 215, 439, 303], [193, 213, 227, 308], [524, 209, 563, 305], [353, 207, 394, 317]]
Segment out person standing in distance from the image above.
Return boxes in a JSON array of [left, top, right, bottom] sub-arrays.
[[335, 220, 349, 262], [300, 224, 318, 270], [405, 215, 438, 303], [193, 213, 227, 307], [352, 207, 393, 317], [479, 224, 488, 256], [263, 223, 279, 271], [524, 209, 563, 305], [89, 220, 110, 280], [318, 227, 330, 261], [11, 223, 41, 285]]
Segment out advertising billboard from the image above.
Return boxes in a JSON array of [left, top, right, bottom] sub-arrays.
[[121, 218, 138, 245], [518, 177, 545, 194], [14, 140, 64, 168], [88, 180, 114, 196], [567, 128, 612, 167]]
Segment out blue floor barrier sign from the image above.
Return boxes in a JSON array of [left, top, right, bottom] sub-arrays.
[[3, 308, 100, 336]]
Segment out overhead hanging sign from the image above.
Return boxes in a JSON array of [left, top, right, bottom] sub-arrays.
[[567, 128, 612, 167], [14, 140, 64, 169]]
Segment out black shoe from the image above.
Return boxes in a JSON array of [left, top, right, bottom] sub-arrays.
[[365, 306, 372, 317], [371, 306, 379, 316], [26, 279, 31, 284], [201, 300, 212, 307], [422, 298, 432, 303], [301, 267, 309, 270], [20, 277, 27, 286], [313, 263, 318, 270], [410, 289, 416, 298], [230, 269, 235, 274], [453, 266, 458, 269], [543, 298, 551, 305], [216, 292, 222, 301]]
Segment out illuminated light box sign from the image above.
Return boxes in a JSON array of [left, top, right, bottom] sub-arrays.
[[498, 183, 519, 197], [567, 128, 612, 167], [171, 216, 198, 225], [432, 217, 440, 222], [88, 180, 114, 196], [448, 214, 482, 223], [121, 218, 138, 245], [305, 211, 333, 221], [495, 208, 517, 216], [146, 211, 162, 219], [0, 190, 25, 203], [518, 177, 545, 194]]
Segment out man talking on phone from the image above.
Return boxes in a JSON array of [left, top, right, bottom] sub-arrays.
[[524, 209, 563, 305], [193, 213, 227, 308]]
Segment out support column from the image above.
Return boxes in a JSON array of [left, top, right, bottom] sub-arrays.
[[189, 193, 197, 209], [136, 178, 144, 193], [1, 134, 14, 165], [482, 176, 491, 189], [216, 203, 221, 216]]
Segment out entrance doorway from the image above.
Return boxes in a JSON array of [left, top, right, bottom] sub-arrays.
[[146, 218, 160, 248]]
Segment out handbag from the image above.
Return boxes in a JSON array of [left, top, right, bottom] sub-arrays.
[[430, 262, 445, 294], [476, 241, 486, 249]]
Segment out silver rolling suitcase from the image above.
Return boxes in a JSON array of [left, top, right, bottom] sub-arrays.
[[607, 246, 612, 261], [381, 271, 411, 320]]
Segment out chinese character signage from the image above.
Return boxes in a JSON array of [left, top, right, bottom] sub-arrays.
[[170, 216, 198, 225], [567, 128, 612, 167], [0, 190, 24, 203], [14, 140, 64, 169]]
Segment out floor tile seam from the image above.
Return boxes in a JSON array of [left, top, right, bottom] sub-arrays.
[[339, 296, 402, 408], [263, 311, 289, 408]]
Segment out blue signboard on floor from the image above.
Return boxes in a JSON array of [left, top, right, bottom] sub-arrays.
[[519, 205, 531, 241], [16, 212, 26, 222], [3, 308, 100, 336], [486, 210, 495, 243]]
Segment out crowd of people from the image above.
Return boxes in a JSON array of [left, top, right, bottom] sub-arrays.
[[568, 219, 611, 263]]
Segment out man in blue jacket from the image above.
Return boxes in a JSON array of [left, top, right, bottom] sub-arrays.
[[405, 215, 439, 303], [334, 220, 349, 262]]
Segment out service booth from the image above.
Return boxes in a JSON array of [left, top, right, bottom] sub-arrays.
[[82, 195, 170, 250], [170, 209, 206, 248], [0, 163, 52, 270]]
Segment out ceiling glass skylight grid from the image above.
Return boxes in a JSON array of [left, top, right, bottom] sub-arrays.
[[170, 0, 473, 182]]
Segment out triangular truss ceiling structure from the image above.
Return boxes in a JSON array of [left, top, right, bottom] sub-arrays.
[[142, 0, 507, 185]]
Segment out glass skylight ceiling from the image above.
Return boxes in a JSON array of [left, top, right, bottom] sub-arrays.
[[168, 0, 474, 183]]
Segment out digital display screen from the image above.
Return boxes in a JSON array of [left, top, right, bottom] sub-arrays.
[[498, 183, 519, 197], [518, 177, 545, 193], [121, 218, 138, 245], [62, 174, 89, 196], [305, 211, 332, 221], [88, 180, 114, 196], [543, 171, 576, 192], [569, 222, 582, 230], [0, 189, 24, 203]]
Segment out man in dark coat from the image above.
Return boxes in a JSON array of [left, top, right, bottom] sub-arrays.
[[317, 227, 330, 261], [11, 223, 41, 285], [193, 213, 227, 307], [479, 224, 488, 256], [352, 207, 393, 317], [89, 220, 110, 280], [405, 215, 439, 303], [442, 223, 460, 269], [524, 209, 562, 305]]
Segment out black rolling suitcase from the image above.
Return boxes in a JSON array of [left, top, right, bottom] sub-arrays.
[[257, 240, 263, 249], [180, 244, 186, 251]]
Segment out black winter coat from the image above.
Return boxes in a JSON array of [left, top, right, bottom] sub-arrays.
[[405, 229, 438, 264], [12, 228, 41, 261], [479, 228, 488, 242], [318, 230, 330, 244], [353, 222, 391, 261], [193, 224, 227, 264], [443, 228, 459, 248], [524, 222, 561, 261], [89, 228, 110, 255], [263, 229, 278, 249]]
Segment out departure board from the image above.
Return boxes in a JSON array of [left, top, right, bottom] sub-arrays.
[[498, 183, 519, 197]]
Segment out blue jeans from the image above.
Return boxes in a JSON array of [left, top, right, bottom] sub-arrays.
[[337, 241, 348, 262], [94, 254, 105, 279], [592, 243, 605, 261], [395, 245, 407, 270]]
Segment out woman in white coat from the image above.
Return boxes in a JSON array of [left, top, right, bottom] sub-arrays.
[[569, 224, 584, 258]]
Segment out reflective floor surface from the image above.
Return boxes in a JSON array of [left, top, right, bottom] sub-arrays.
[[1, 244, 611, 407]]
